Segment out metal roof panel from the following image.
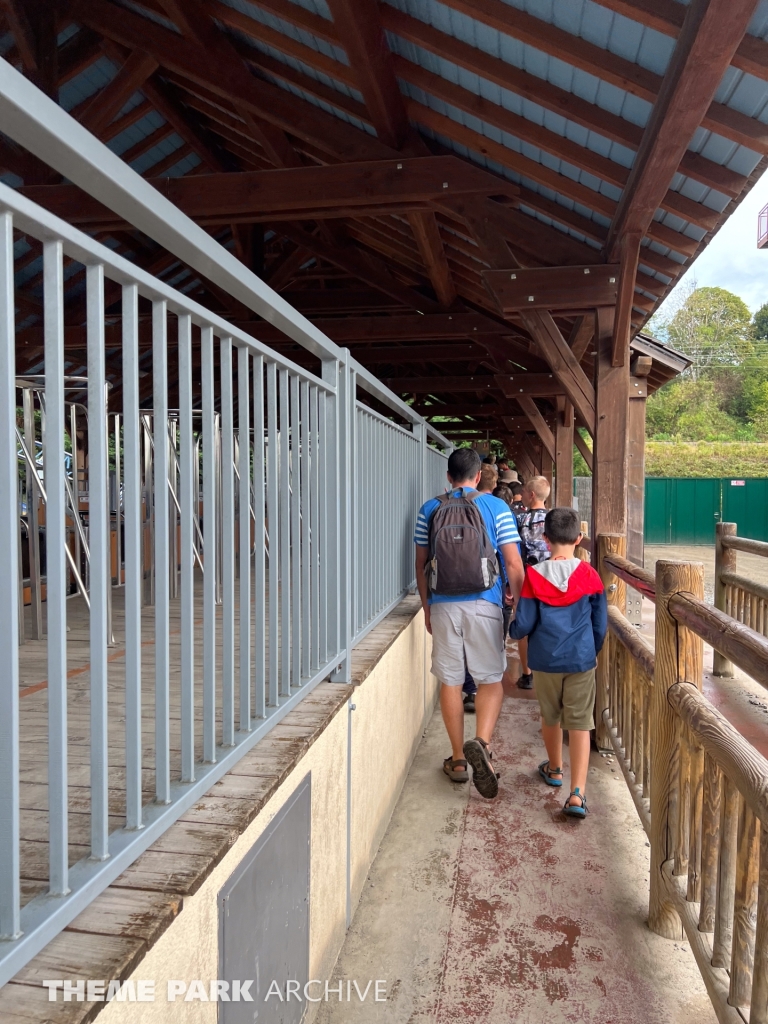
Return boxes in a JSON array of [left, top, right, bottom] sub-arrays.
[[219, 0, 348, 64]]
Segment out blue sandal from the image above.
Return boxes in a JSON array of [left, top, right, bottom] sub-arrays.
[[564, 789, 588, 818], [538, 760, 563, 787]]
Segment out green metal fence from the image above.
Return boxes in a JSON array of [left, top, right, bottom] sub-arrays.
[[645, 478, 768, 544]]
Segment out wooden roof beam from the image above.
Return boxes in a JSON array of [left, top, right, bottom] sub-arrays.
[[436, 0, 767, 154], [384, 375, 503, 394], [79, 50, 158, 137], [513, 397, 557, 463], [395, 57, 720, 232], [18, 156, 510, 227], [324, 0, 457, 307], [417, 104, 701, 258], [593, 0, 768, 86], [156, 0, 303, 169], [380, 5, 747, 198], [606, 0, 759, 260], [71, 0, 394, 164], [605, 0, 760, 364]]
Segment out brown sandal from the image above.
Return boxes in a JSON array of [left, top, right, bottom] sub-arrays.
[[443, 756, 469, 782], [463, 737, 500, 799]]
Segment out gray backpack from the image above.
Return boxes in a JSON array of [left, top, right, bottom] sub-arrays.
[[426, 491, 499, 596]]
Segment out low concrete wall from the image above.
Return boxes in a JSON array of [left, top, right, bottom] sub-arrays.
[[91, 605, 438, 1024]]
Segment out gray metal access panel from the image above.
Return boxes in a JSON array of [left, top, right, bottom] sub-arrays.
[[219, 774, 311, 1023]]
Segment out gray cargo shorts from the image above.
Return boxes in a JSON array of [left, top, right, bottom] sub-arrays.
[[430, 600, 506, 686]]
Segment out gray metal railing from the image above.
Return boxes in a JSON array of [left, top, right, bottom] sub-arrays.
[[0, 58, 451, 983]]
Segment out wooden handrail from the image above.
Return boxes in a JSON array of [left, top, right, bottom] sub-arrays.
[[720, 570, 768, 605], [721, 534, 768, 559], [668, 592, 768, 692], [607, 605, 655, 678], [603, 552, 656, 603], [668, 682, 768, 827]]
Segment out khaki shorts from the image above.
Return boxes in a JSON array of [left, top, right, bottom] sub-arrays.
[[430, 601, 506, 686], [534, 668, 596, 731]]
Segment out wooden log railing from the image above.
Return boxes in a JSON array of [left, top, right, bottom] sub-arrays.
[[715, 522, 768, 676], [597, 532, 768, 1023]]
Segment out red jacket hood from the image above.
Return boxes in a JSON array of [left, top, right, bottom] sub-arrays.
[[520, 559, 604, 607]]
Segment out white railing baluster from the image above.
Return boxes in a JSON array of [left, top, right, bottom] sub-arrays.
[[290, 373, 301, 690], [153, 300, 170, 803], [237, 346, 251, 731], [202, 326, 216, 764], [0, 210, 19, 940], [179, 314, 195, 782], [279, 368, 291, 699], [252, 354, 266, 719], [122, 283, 142, 830], [221, 337, 235, 745], [88, 262, 110, 858], [266, 361, 279, 707], [300, 381, 311, 682]]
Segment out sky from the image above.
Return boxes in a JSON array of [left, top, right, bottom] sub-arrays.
[[653, 166, 768, 321]]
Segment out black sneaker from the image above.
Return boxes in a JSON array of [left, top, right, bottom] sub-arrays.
[[463, 692, 476, 713], [517, 672, 533, 690]]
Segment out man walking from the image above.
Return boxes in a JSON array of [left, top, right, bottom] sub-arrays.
[[414, 448, 525, 799]]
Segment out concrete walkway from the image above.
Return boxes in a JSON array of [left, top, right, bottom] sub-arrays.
[[318, 682, 717, 1024]]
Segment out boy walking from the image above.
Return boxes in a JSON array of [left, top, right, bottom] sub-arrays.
[[515, 475, 551, 690], [508, 508, 607, 818]]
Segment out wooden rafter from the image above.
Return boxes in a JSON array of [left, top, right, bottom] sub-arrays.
[[592, 0, 768, 86], [19, 157, 516, 227], [605, 0, 761, 260], [325, 0, 457, 307], [79, 50, 158, 136], [379, 4, 747, 198], [436, 0, 767, 153]]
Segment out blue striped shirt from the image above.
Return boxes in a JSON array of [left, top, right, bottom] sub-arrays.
[[414, 488, 521, 605]]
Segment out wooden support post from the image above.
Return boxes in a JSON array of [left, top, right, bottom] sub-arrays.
[[650, 558, 705, 939], [555, 397, 574, 507], [714, 522, 737, 677], [592, 306, 629, 536], [596, 534, 625, 749]]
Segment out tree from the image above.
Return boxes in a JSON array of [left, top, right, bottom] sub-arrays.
[[753, 301, 768, 340], [649, 285, 753, 380]]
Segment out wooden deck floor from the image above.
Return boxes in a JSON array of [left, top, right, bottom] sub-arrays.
[[16, 574, 289, 905]]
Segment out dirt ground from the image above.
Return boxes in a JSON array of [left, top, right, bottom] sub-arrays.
[[644, 543, 768, 604]]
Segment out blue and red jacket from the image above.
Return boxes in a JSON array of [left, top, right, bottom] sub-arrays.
[[508, 558, 607, 674]]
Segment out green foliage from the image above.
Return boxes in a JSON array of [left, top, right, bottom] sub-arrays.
[[646, 286, 768, 445], [572, 428, 592, 477], [646, 442, 768, 477], [754, 302, 768, 340]]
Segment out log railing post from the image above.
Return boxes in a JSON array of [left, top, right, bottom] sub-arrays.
[[650, 558, 704, 938], [714, 522, 737, 677], [596, 533, 625, 749]]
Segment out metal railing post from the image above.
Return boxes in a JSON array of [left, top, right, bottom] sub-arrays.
[[0, 210, 20, 941], [328, 352, 352, 683], [416, 422, 427, 504], [714, 522, 737, 677]]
